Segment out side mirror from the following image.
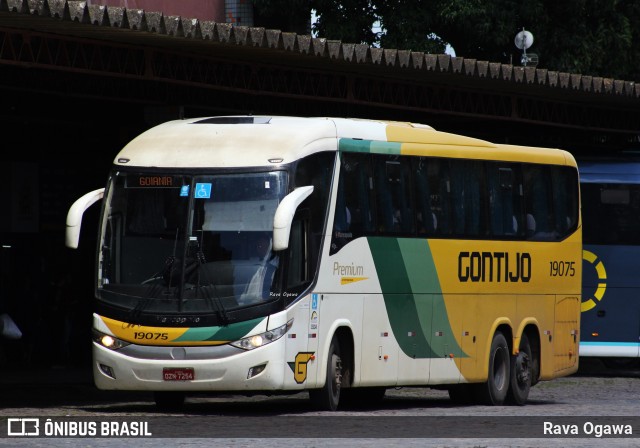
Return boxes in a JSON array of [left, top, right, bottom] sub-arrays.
[[65, 188, 105, 249], [272, 186, 313, 251]]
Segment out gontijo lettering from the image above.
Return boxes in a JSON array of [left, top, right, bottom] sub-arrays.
[[458, 251, 531, 282]]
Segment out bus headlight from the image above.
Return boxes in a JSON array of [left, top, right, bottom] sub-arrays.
[[230, 319, 293, 351], [93, 330, 130, 350]]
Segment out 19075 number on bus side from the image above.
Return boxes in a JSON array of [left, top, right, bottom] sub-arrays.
[[550, 260, 576, 277]]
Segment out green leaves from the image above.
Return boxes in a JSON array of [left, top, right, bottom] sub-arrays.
[[252, 0, 640, 80]]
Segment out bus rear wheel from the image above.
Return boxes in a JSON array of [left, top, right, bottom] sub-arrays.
[[507, 333, 532, 405], [475, 331, 510, 405], [309, 335, 342, 411]]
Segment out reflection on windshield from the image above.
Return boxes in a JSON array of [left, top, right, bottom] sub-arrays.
[[98, 171, 287, 316]]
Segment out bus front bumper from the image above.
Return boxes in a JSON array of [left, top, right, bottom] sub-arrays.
[[92, 341, 290, 392]]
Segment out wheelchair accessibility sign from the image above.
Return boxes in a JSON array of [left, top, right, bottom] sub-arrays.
[[194, 183, 212, 199]]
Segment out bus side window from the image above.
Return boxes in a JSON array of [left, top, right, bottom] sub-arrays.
[[346, 154, 374, 234], [551, 166, 579, 237], [374, 157, 395, 232], [512, 164, 525, 238], [487, 164, 523, 237], [523, 164, 555, 240], [286, 219, 307, 290], [585, 182, 640, 245], [334, 172, 350, 233], [430, 159, 452, 235], [330, 153, 374, 254], [395, 159, 415, 234], [356, 157, 375, 233], [374, 156, 414, 235], [337, 153, 373, 235], [450, 159, 484, 236], [414, 157, 437, 236], [469, 160, 486, 235], [488, 164, 505, 236], [294, 151, 334, 272]]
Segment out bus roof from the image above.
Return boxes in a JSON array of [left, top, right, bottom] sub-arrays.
[[578, 156, 640, 184], [114, 116, 576, 168]]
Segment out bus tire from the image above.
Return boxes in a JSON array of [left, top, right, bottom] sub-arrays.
[[475, 331, 510, 405], [507, 333, 532, 405], [309, 334, 342, 411], [154, 391, 186, 411]]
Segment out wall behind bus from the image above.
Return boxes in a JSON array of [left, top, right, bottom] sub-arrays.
[[89, 0, 226, 22], [0, 88, 151, 369]]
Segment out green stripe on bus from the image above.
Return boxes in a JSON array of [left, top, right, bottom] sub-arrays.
[[338, 139, 401, 155], [174, 317, 264, 342], [398, 238, 441, 294], [368, 237, 466, 359], [399, 239, 466, 358]]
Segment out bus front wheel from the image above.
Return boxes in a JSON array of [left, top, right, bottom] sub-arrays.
[[309, 334, 342, 411], [507, 333, 532, 405], [475, 331, 510, 405]]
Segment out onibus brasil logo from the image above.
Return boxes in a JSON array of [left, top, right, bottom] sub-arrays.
[[7, 418, 152, 437]]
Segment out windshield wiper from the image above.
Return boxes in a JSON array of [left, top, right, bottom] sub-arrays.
[[193, 253, 229, 325]]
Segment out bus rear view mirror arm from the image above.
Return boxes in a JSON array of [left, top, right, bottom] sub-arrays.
[[273, 186, 314, 251], [65, 188, 105, 249]]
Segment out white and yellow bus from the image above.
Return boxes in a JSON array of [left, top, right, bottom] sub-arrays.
[[66, 116, 581, 410]]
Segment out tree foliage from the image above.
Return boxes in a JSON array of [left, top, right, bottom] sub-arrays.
[[374, 1, 445, 53], [252, 0, 312, 35], [252, 0, 640, 80], [310, 0, 379, 45]]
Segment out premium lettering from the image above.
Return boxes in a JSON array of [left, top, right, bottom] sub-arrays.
[[458, 251, 531, 282], [333, 262, 364, 276]]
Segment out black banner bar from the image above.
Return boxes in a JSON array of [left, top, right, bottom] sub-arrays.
[[3, 416, 638, 439]]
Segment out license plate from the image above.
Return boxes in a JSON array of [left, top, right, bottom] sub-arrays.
[[163, 367, 194, 381]]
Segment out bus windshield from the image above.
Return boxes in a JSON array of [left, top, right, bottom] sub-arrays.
[[97, 170, 288, 317]]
